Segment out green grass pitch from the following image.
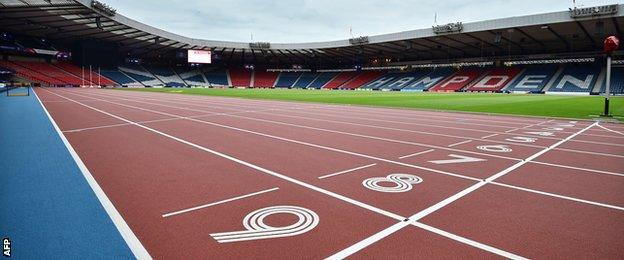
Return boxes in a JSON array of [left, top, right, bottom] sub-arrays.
[[115, 88, 624, 121]]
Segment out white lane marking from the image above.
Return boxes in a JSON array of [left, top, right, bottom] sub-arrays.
[[555, 148, 624, 158], [476, 145, 512, 153], [34, 90, 152, 260], [398, 149, 435, 159], [325, 221, 411, 260], [504, 119, 554, 133], [62, 114, 216, 133], [530, 161, 624, 177], [329, 122, 597, 258], [490, 182, 624, 211], [318, 163, 377, 179], [412, 222, 529, 260], [44, 89, 407, 222], [55, 89, 483, 182], [447, 140, 473, 148], [597, 123, 624, 136], [162, 187, 280, 218], [505, 136, 537, 143], [362, 174, 423, 193], [210, 205, 319, 243], [75, 90, 553, 150], [429, 154, 487, 165], [480, 133, 499, 139]]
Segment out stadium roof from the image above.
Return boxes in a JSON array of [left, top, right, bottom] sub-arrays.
[[1, 0, 623, 65]]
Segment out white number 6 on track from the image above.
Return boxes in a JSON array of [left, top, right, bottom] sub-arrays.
[[210, 205, 319, 243]]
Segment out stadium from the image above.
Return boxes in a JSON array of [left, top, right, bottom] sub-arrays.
[[1, 0, 623, 259]]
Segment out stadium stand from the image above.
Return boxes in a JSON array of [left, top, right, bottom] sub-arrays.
[[402, 69, 454, 91], [54, 62, 117, 86], [293, 73, 319, 88], [428, 69, 485, 92], [253, 70, 279, 88], [144, 65, 186, 87], [466, 67, 522, 92], [375, 70, 434, 91], [275, 72, 302, 88], [308, 73, 337, 89], [99, 69, 143, 87], [323, 71, 359, 89], [9, 61, 82, 85], [0, 60, 59, 85], [342, 71, 384, 89], [174, 67, 206, 86], [229, 69, 252, 87], [505, 65, 559, 93], [204, 69, 229, 86], [600, 67, 624, 94], [118, 65, 164, 87], [547, 64, 602, 93]]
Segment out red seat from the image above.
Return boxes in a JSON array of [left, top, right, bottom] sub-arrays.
[[253, 71, 279, 88], [429, 69, 485, 92], [229, 69, 252, 87], [323, 72, 360, 89], [465, 68, 521, 92], [55, 63, 117, 86], [341, 71, 384, 89]]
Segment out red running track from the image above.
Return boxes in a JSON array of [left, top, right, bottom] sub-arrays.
[[35, 88, 624, 259]]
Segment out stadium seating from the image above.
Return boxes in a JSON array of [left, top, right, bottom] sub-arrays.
[[371, 70, 434, 91], [293, 73, 319, 88], [229, 68, 252, 87], [100, 69, 143, 87], [602, 67, 624, 94], [308, 73, 337, 89], [341, 71, 384, 89], [253, 70, 279, 88], [323, 71, 359, 89], [144, 65, 186, 87], [204, 69, 229, 86], [547, 64, 602, 93], [55, 62, 117, 86], [402, 69, 454, 91], [428, 69, 485, 92], [10, 61, 82, 85], [0, 60, 61, 85], [174, 67, 206, 86], [275, 72, 302, 88], [505, 65, 559, 92], [466, 67, 521, 92], [118, 65, 164, 87]]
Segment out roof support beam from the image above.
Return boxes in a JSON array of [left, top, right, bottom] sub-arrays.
[[575, 21, 597, 48]]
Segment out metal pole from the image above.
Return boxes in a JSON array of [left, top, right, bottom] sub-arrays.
[[98, 67, 101, 87], [81, 66, 85, 87], [604, 55, 612, 117], [89, 65, 92, 87]]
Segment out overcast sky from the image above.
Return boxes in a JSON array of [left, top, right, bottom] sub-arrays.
[[100, 0, 619, 43]]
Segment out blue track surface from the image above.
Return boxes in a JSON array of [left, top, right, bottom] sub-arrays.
[[0, 89, 134, 259]]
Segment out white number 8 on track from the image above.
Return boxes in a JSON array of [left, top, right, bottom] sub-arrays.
[[362, 174, 423, 193]]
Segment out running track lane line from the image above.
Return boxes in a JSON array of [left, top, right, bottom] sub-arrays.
[[54, 89, 484, 182], [318, 164, 378, 179], [33, 90, 152, 260], [42, 88, 406, 221], [82, 90, 624, 148], [162, 187, 280, 218], [46, 89, 526, 258], [597, 123, 624, 136], [327, 121, 599, 259]]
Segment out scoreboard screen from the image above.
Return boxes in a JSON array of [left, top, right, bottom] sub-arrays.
[[188, 50, 212, 64]]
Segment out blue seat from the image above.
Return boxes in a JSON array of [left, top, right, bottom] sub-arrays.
[[402, 69, 453, 91], [99, 70, 137, 85], [275, 72, 301, 88], [506, 65, 558, 92], [308, 73, 337, 89], [205, 70, 229, 86], [549, 64, 601, 93], [292, 73, 318, 88]]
